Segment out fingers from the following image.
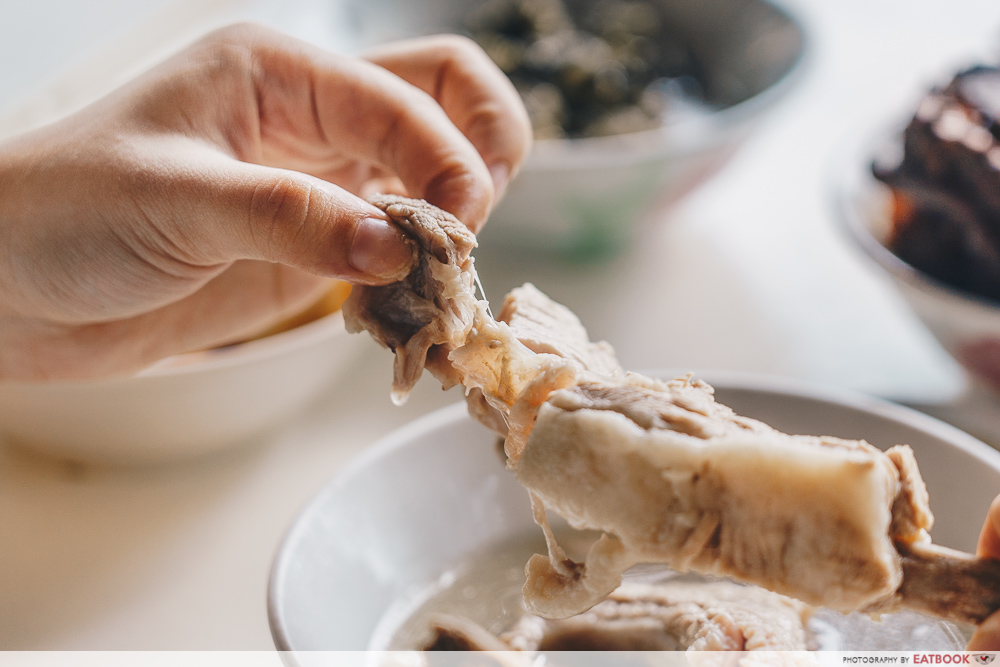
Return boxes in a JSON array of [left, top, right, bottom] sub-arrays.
[[229, 164, 416, 283], [149, 140, 415, 285], [978, 494, 1000, 559], [196, 24, 496, 230], [363, 34, 533, 204], [968, 495, 1000, 651]]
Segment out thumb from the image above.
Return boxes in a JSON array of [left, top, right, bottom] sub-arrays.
[[182, 158, 416, 285]]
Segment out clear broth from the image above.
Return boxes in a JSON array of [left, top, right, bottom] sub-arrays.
[[372, 529, 970, 652]]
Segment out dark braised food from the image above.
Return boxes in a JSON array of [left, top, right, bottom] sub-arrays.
[[466, 0, 707, 139], [873, 65, 1000, 302]]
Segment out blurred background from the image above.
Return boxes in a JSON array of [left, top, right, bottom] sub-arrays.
[[3, 0, 1000, 651]]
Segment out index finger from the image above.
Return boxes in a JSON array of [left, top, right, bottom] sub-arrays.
[[364, 34, 533, 204], [184, 24, 497, 231]]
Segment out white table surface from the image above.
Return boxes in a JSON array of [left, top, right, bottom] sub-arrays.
[[2, 0, 1000, 651]]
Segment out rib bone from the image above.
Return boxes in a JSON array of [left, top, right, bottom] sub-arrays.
[[894, 541, 1000, 624]]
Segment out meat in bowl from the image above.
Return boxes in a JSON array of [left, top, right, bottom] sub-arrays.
[[343, 194, 1000, 630]]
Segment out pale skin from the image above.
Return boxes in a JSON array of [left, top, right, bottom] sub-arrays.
[[0, 23, 530, 380], [969, 493, 1000, 650]]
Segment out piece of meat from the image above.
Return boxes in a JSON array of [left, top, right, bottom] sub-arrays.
[[498, 283, 621, 377], [425, 580, 815, 660], [465, 283, 622, 440], [516, 376, 932, 618], [515, 581, 813, 652], [342, 195, 479, 404], [424, 614, 510, 651], [343, 195, 1000, 626], [342, 194, 603, 448]]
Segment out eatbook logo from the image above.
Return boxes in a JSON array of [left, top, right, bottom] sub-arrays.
[[974, 655, 996, 665]]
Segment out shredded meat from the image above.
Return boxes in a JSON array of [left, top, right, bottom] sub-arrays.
[[343, 195, 997, 627], [342, 195, 478, 404], [498, 283, 621, 376], [342, 195, 601, 455]]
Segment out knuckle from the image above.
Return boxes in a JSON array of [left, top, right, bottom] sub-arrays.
[[433, 34, 487, 63], [463, 104, 505, 138], [423, 159, 486, 221], [424, 36, 531, 156], [205, 40, 255, 77], [202, 22, 267, 47], [465, 102, 532, 162], [192, 23, 272, 77], [176, 30, 258, 94], [425, 159, 477, 195], [248, 176, 314, 253]]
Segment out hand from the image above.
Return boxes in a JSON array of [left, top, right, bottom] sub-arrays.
[[0, 24, 531, 380], [969, 493, 1000, 650]]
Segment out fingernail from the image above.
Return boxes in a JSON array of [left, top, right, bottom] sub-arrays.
[[349, 217, 414, 281], [489, 162, 510, 202]]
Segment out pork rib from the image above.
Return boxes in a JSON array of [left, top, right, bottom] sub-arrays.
[[343, 195, 1000, 625]]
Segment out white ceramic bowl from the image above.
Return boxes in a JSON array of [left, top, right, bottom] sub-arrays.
[[836, 142, 1000, 399], [0, 299, 365, 465], [341, 0, 806, 259], [268, 371, 1000, 652]]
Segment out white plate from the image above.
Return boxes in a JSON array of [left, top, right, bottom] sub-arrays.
[[267, 372, 1000, 651]]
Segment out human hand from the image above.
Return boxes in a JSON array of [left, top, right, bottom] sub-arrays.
[[0, 24, 531, 380], [969, 493, 1000, 651]]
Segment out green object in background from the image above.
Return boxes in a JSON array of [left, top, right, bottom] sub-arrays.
[[559, 165, 666, 262]]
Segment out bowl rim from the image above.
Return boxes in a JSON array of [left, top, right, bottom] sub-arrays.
[[513, 0, 812, 171], [266, 369, 1000, 653], [267, 400, 471, 652], [831, 128, 1000, 313], [134, 307, 351, 379]]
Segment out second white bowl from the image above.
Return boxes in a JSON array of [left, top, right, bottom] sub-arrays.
[[0, 301, 365, 466]]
